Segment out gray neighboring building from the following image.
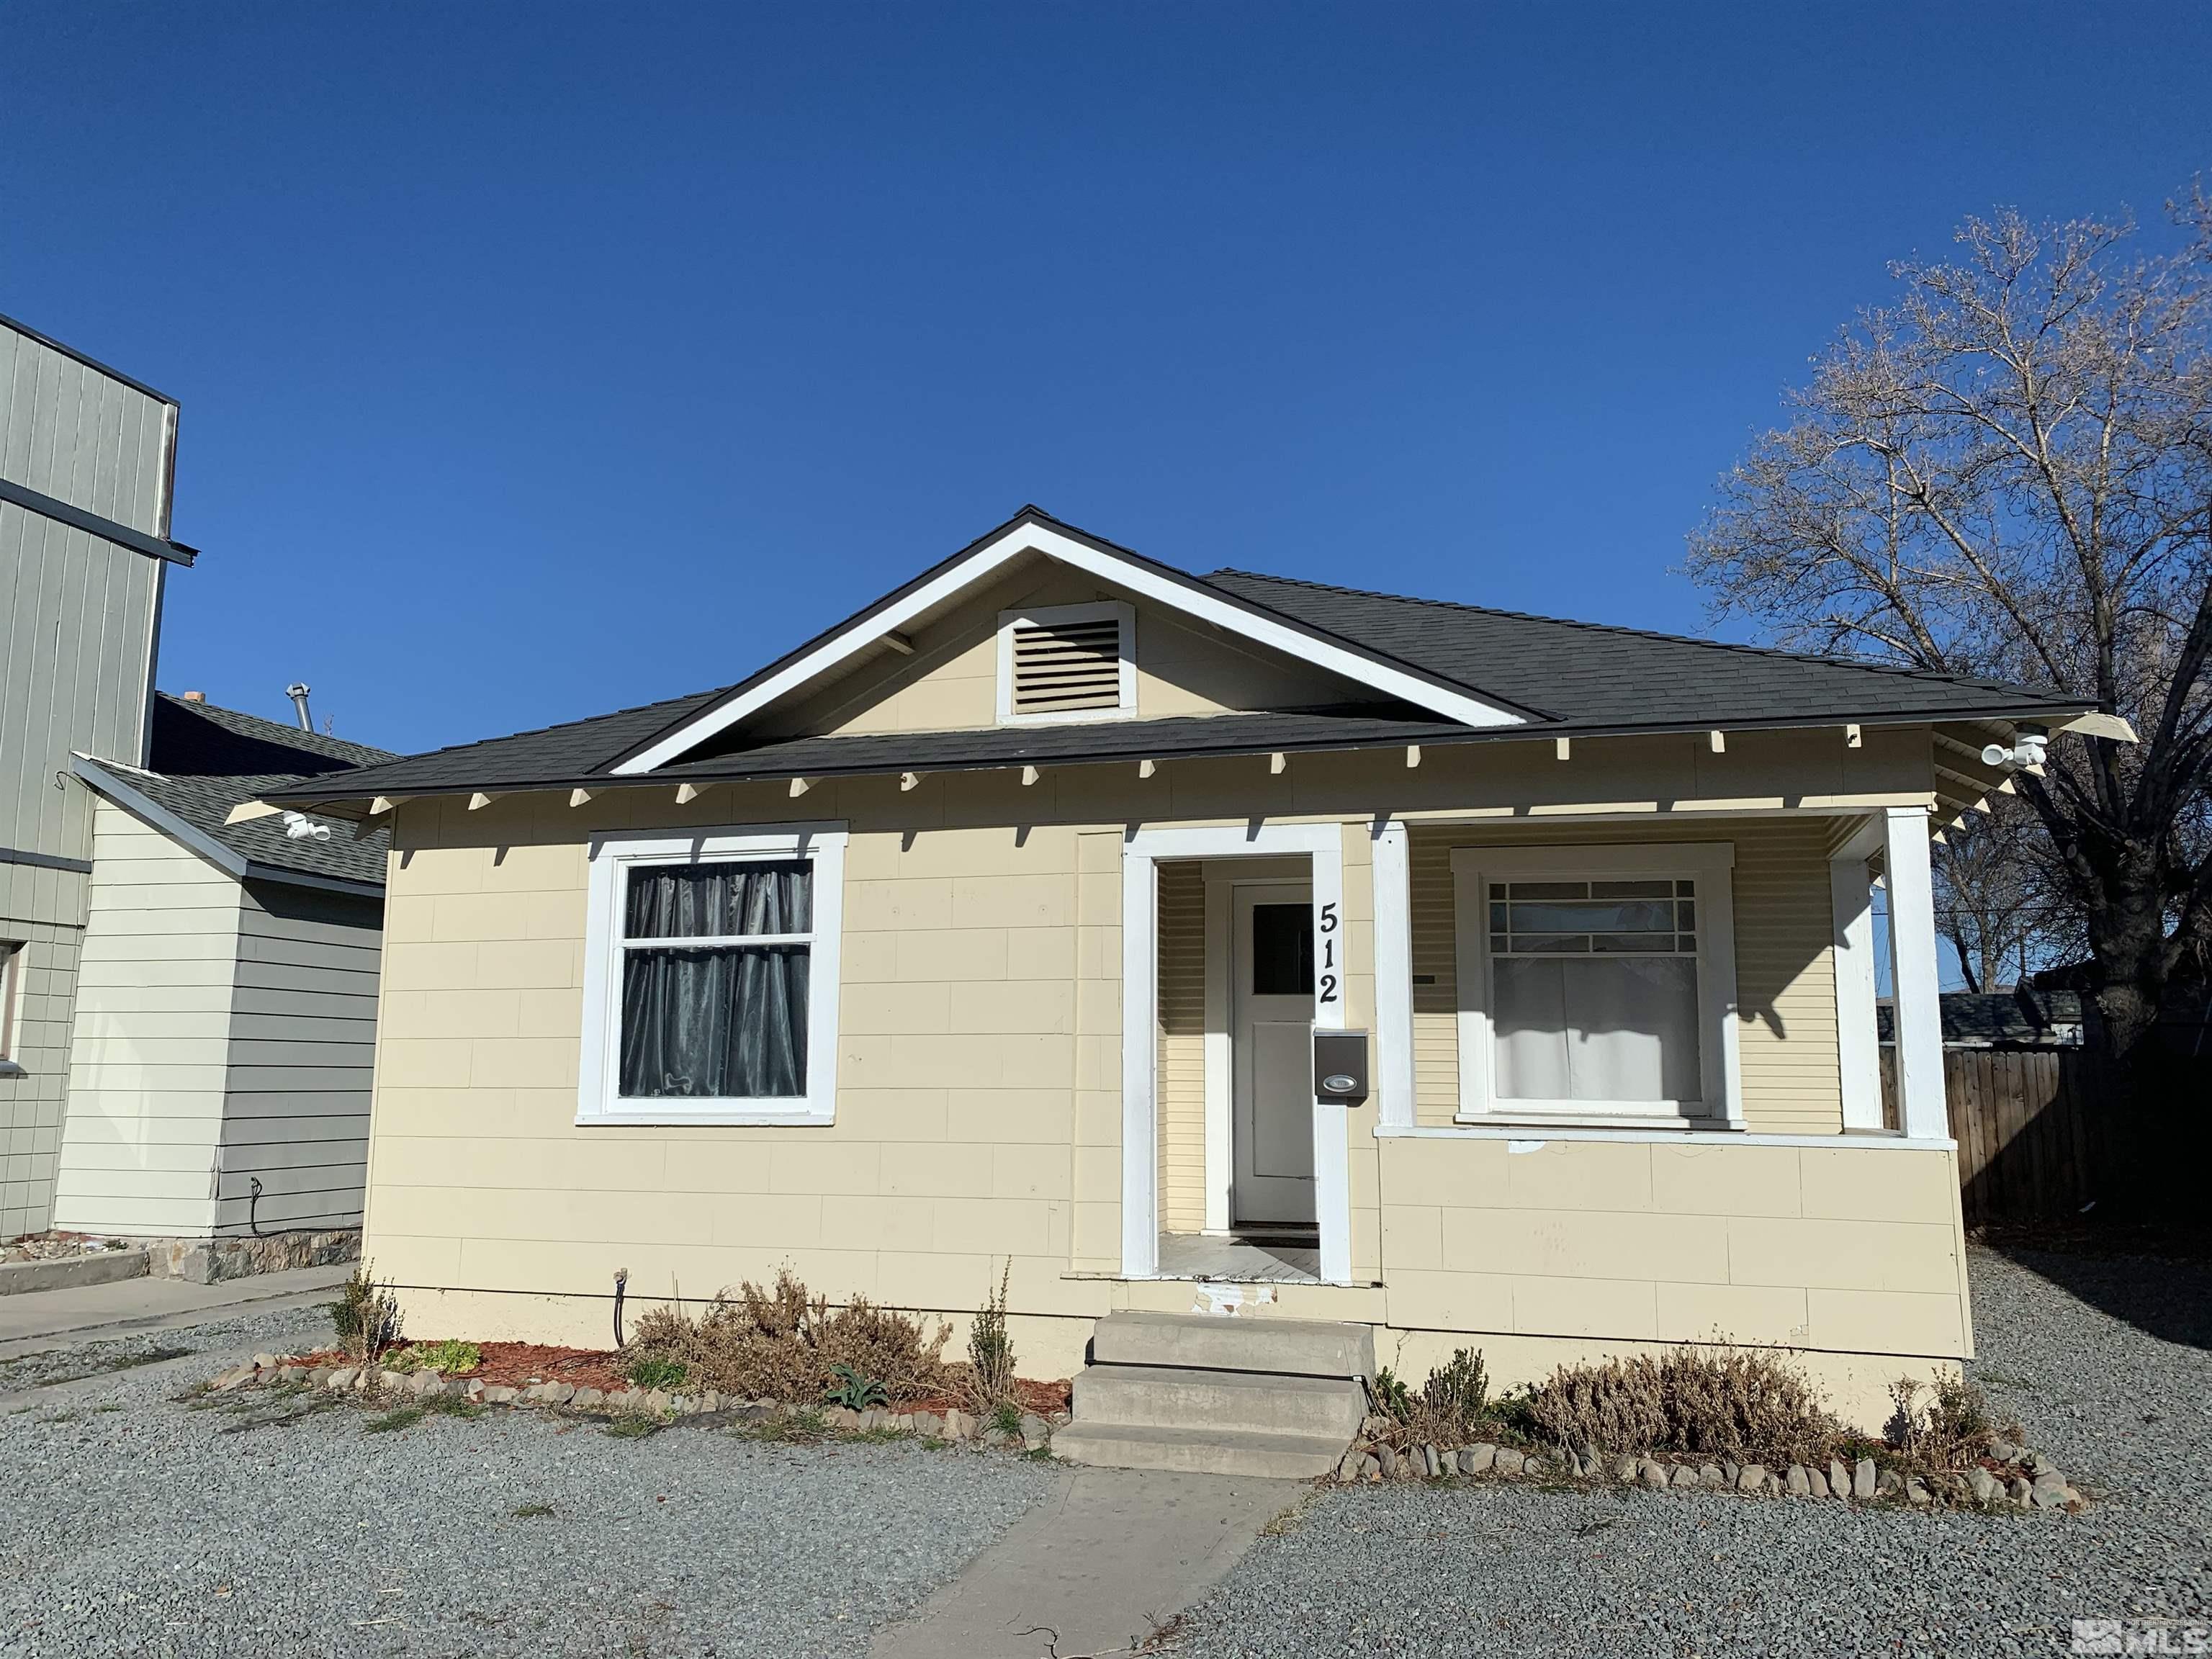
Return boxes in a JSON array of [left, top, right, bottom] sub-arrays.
[[1, 310, 395, 1244], [58, 696, 392, 1238], [0, 311, 192, 1241]]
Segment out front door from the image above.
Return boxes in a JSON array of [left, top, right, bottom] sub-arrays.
[[1231, 882, 1316, 1228]]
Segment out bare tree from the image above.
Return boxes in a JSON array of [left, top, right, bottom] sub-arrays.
[[1686, 190, 2212, 1056], [1932, 802, 2080, 992]]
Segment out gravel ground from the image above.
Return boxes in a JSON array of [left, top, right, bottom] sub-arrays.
[[0, 1321, 1055, 1659], [1165, 1244, 2212, 1658], [0, 1303, 331, 1395]]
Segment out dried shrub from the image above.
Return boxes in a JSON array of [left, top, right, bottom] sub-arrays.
[[1370, 1366, 1413, 1422], [1520, 1347, 1842, 1466], [329, 1263, 402, 1362], [1409, 1348, 1491, 1446], [963, 1261, 1016, 1415], [626, 1267, 950, 1404], [1372, 1349, 1495, 1448], [1886, 1372, 2013, 1470]]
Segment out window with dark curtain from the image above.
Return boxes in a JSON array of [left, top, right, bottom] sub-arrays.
[[618, 861, 812, 1099]]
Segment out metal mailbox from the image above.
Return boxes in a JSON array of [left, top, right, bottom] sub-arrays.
[[1313, 1028, 1370, 1107]]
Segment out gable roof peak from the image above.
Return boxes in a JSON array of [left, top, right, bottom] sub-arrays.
[[605, 510, 1534, 774]]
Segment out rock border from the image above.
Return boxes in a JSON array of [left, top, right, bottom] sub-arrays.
[[1332, 1426, 2083, 1513], [204, 1354, 1063, 1452]]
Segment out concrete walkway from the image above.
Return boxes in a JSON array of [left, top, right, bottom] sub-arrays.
[[0, 1262, 351, 1362], [871, 1465, 1304, 1659]]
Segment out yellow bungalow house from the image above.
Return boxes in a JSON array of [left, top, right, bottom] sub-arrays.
[[258, 508, 2111, 1470]]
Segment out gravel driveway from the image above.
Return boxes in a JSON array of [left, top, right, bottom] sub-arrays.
[[1164, 1244, 2212, 1658], [0, 1305, 1055, 1659]]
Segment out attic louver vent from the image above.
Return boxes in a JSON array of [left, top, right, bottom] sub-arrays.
[[1001, 603, 1132, 721]]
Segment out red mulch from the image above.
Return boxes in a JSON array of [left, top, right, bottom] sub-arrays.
[[290, 1339, 1071, 1412], [453, 1343, 633, 1391], [290, 1341, 630, 1392]]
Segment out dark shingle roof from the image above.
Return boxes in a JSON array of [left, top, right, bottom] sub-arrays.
[[109, 765, 393, 886], [84, 696, 400, 886], [151, 693, 392, 775], [263, 686, 731, 802], [1202, 571, 2065, 729], [260, 511, 2091, 806]]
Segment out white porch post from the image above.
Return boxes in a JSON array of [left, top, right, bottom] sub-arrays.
[[1371, 819, 1416, 1133], [1308, 832, 1350, 1287], [1120, 843, 1159, 1279], [1882, 806, 1950, 1141], [1829, 825, 1884, 1132]]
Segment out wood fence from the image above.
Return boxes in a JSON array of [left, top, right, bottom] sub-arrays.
[[1880, 1047, 2200, 1226]]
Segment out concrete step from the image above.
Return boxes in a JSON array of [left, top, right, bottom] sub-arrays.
[[1073, 1363, 1366, 1440], [1053, 1421, 1350, 1480], [1089, 1311, 1375, 1379]]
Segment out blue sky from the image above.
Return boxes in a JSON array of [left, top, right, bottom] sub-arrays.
[[4, 4, 2208, 759]]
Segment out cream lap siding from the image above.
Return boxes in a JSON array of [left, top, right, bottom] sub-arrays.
[[1729, 820, 1845, 1134], [1154, 860, 1205, 1233], [1406, 819, 1843, 1135], [1409, 831, 1460, 1130], [367, 787, 1108, 1347], [53, 801, 238, 1238], [355, 762, 1959, 1417], [1377, 1134, 1970, 1364], [215, 881, 380, 1233]]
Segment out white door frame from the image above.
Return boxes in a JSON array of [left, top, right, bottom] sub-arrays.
[[1122, 822, 1349, 1284]]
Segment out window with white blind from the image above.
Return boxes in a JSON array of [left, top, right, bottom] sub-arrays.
[[995, 601, 1136, 724], [1450, 843, 1740, 1125], [578, 826, 845, 1125]]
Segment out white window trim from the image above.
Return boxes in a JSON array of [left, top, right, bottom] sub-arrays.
[[577, 823, 846, 1127], [994, 600, 1137, 726], [0, 940, 22, 1072], [1450, 842, 1743, 1129]]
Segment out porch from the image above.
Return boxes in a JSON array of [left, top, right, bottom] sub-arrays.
[[1116, 806, 1955, 1290], [1154, 1229, 1322, 1284]]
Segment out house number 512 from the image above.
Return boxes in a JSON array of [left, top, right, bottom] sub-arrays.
[[1316, 901, 1340, 1005]]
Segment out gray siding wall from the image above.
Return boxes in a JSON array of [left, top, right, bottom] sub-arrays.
[[0, 324, 174, 538], [0, 505, 163, 887], [214, 881, 380, 1233], [0, 919, 81, 1239], [0, 319, 178, 1237]]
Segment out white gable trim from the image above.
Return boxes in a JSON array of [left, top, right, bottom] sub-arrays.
[[613, 521, 1526, 774]]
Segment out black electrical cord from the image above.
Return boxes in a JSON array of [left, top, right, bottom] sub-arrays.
[[248, 1176, 264, 1238], [613, 1268, 629, 1349]]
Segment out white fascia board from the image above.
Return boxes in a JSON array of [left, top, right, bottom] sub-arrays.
[[613, 523, 1527, 774], [73, 755, 248, 882]]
